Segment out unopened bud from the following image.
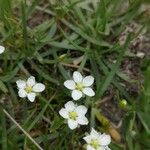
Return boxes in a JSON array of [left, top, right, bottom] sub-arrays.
[[119, 99, 127, 109]]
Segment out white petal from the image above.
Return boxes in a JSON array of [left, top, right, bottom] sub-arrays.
[[90, 128, 100, 139], [64, 101, 76, 111], [83, 88, 95, 97], [77, 116, 89, 125], [99, 134, 111, 146], [82, 76, 94, 87], [83, 135, 92, 143], [33, 83, 45, 92], [73, 71, 83, 83], [76, 105, 88, 116], [97, 147, 105, 150], [27, 93, 36, 102], [0, 45, 5, 54], [59, 108, 69, 119], [18, 89, 27, 98], [16, 80, 26, 89], [64, 80, 76, 90], [87, 145, 95, 150], [72, 90, 82, 100], [103, 146, 111, 150], [68, 119, 78, 130], [27, 76, 36, 87]]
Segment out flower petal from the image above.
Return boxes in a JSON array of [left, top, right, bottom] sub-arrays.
[[77, 116, 89, 125], [82, 76, 94, 87], [82, 88, 95, 97], [99, 134, 111, 146], [27, 76, 36, 87], [59, 108, 69, 119], [73, 71, 83, 83], [97, 147, 105, 150], [33, 83, 45, 92], [16, 80, 26, 89], [72, 90, 82, 100], [18, 89, 27, 98], [76, 105, 88, 116], [103, 146, 111, 150], [0, 45, 5, 54], [65, 101, 76, 111], [68, 119, 78, 130], [27, 93, 36, 102], [64, 80, 76, 90], [90, 128, 100, 139], [83, 135, 92, 143], [87, 145, 95, 150]]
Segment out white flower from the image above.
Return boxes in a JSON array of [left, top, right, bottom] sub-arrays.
[[83, 128, 111, 150], [64, 71, 95, 100], [0, 45, 5, 54], [16, 76, 45, 102], [59, 101, 88, 130]]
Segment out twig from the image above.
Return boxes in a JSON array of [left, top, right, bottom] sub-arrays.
[[61, 63, 90, 72]]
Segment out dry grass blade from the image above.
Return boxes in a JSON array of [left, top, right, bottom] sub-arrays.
[[2, 108, 43, 150]]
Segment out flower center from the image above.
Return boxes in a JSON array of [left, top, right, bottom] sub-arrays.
[[76, 82, 84, 91], [25, 86, 32, 93], [69, 111, 78, 120], [90, 139, 99, 149]]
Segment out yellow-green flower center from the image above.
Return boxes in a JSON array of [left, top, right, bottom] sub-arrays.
[[25, 86, 32, 93], [76, 83, 84, 91], [69, 111, 78, 120], [90, 139, 99, 149]]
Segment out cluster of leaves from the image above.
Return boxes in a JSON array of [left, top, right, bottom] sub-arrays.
[[0, 0, 149, 150]]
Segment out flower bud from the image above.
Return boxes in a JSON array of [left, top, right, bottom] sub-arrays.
[[119, 99, 127, 109]]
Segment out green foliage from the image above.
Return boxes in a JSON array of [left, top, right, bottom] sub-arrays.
[[0, 0, 149, 149]]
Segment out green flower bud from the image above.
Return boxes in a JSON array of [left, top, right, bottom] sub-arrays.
[[119, 99, 127, 109]]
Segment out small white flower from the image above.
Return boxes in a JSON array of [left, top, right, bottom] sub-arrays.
[[59, 101, 88, 130], [0, 45, 5, 54], [64, 71, 95, 100], [16, 76, 45, 102], [83, 128, 111, 150]]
